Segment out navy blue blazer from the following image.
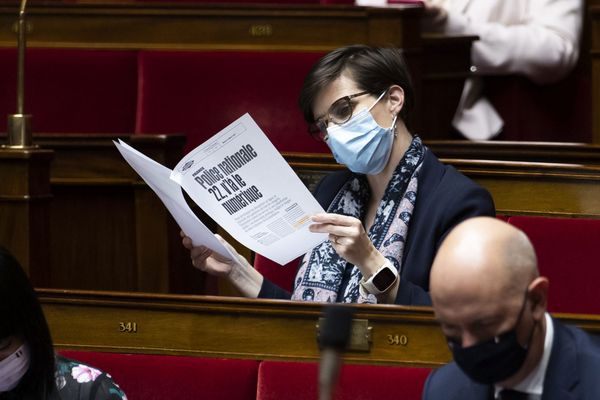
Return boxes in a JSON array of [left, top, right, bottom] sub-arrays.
[[422, 318, 600, 400], [258, 148, 495, 305]]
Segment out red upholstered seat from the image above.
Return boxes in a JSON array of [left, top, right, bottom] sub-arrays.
[[0, 48, 138, 133], [507, 216, 600, 314], [58, 351, 259, 400], [254, 254, 300, 293], [135, 50, 329, 153], [257, 360, 431, 400]]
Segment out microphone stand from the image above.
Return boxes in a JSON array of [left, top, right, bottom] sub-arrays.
[[318, 306, 354, 400], [5, 0, 33, 149], [0, 0, 52, 284]]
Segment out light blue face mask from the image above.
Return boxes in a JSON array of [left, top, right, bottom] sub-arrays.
[[326, 91, 397, 175]]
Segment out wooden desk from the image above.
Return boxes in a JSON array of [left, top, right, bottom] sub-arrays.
[[39, 289, 600, 366]]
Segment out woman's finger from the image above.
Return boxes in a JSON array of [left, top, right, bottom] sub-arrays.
[[311, 212, 356, 226]]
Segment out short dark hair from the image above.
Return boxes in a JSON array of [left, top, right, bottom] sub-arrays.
[[298, 45, 414, 126], [0, 246, 55, 398]]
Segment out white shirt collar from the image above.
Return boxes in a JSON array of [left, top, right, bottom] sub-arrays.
[[495, 313, 554, 397]]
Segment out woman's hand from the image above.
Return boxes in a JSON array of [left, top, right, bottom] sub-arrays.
[[180, 231, 264, 297], [309, 213, 386, 278], [181, 231, 241, 278]]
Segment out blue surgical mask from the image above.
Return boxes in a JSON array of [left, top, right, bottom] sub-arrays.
[[326, 91, 396, 175]]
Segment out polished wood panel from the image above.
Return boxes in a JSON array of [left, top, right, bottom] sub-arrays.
[[40, 289, 600, 366], [424, 140, 600, 164], [444, 159, 600, 218], [0, 147, 53, 286], [0, 3, 422, 51], [6, 134, 206, 293], [284, 150, 600, 218]]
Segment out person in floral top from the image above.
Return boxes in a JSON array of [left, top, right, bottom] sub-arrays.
[[53, 355, 126, 399], [0, 246, 126, 400]]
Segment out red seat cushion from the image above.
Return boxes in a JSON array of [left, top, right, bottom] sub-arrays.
[[507, 216, 600, 314], [254, 254, 300, 293], [257, 360, 431, 400], [135, 50, 329, 153], [59, 351, 259, 400], [0, 48, 138, 133]]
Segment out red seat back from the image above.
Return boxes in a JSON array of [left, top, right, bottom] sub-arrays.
[[135, 50, 329, 153], [257, 360, 431, 400], [253, 254, 300, 293], [0, 48, 138, 133], [508, 216, 600, 314], [59, 350, 259, 400]]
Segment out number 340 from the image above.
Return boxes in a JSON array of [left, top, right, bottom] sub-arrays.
[[387, 334, 408, 346]]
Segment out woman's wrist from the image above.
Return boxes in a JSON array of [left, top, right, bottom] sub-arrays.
[[227, 258, 264, 298], [358, 248, 387, 280]]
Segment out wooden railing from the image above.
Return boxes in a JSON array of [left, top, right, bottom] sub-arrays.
[[284, 146, 600, 219]]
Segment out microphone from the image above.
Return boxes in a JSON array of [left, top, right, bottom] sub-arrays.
[[6, 0, 33, 148], [318, 305, 354, 400]]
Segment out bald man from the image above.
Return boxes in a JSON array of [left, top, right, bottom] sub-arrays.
[[422, 217, 600, 400]]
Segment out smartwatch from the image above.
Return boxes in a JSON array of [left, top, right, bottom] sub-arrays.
[[359, 259, 398, 295]]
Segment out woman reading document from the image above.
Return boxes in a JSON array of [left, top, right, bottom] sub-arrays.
[[182, 45, 495, 305]]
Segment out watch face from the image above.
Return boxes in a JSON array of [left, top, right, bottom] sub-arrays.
[[373, 266, 397, 291]]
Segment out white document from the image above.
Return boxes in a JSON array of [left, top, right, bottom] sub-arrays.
[[114, 139, 238, 261], [170, 113, 327, 265]]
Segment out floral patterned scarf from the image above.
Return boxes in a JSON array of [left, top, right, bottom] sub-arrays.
[[292, 136, 425, 303]]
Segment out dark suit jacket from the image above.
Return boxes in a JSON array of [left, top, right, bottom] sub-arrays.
[[422, 318, 600, 400], [258, 148, 495, 305]]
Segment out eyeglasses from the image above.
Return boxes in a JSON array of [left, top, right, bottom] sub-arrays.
[[309, 91, 370, 141]]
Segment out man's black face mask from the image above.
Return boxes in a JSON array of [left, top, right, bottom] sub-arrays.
[[447, 294, 535, 385]]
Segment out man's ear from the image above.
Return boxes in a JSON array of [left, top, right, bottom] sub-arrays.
[[387, 85, 405, 117], [528, 277, 549, 321]]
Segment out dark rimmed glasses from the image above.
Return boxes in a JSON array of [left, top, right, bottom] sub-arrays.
[[309, 91, 371, 141]]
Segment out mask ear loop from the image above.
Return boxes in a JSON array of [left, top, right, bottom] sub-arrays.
[[367, 89, 397, 136], [367, 90, 388, 112]]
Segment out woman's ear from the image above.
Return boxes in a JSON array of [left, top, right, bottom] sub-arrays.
[[387, 85, 405, 117]]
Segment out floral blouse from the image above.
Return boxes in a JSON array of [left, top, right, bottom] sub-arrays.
[[54, 355, 127, 399]]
